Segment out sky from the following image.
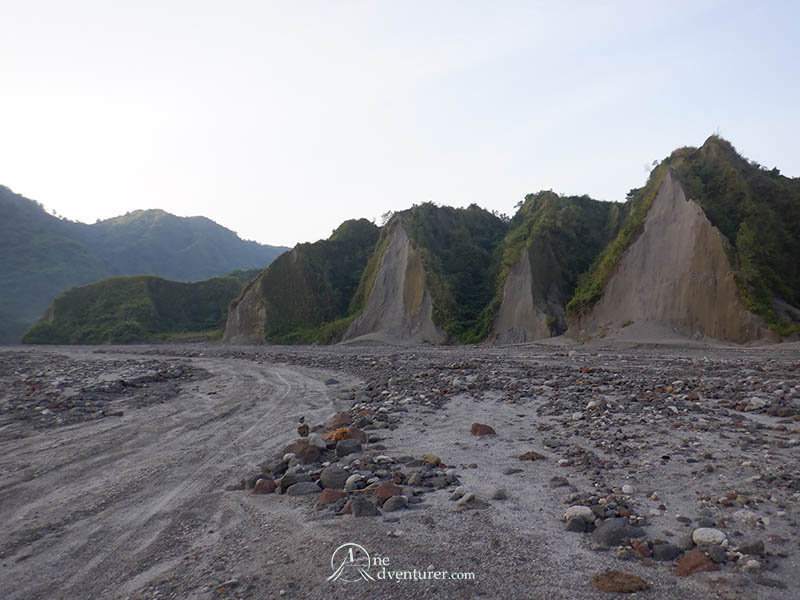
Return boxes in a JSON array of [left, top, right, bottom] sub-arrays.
[[1, 1, 798, 248]]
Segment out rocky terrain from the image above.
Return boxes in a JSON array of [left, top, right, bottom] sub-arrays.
[[0, 341, 798, 599]]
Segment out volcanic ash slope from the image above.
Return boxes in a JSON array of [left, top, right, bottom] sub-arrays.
[[342, 225, 446, 344], [569, 170, 770, 343]]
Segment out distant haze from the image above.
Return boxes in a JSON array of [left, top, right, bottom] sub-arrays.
[[1, 1, 798, 247]]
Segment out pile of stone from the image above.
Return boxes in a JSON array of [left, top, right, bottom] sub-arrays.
[[237, 409, 460, 517]]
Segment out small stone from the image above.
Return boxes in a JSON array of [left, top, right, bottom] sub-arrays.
[[592, 518, 645, 547], [306, 432, 326, 449], [565, 517, 586, 532], [519, 451, 546, 461], [707, 545, 727, 563], [455, 493, 489, 510], [675, 550, 718, 576], [331, 411, 352, 427], [375, 482, 403, 503], [675, 534, 695, 551], [592, 570, 649, 593], [491, 489, 507, 500], [549, 476, 570, 488], [503, 467, 523, 475], [737, 539, 765, 556], [470, 423, 496, 436], [421, 454, 442, 466], [382, 495, 409, 512], [564, 505, 596, 523], [286, 481, 321, 496], [344, 426, 368, 443], [336, 439, 362, 457], [319, 465, 349, 490], [652, 543, 681, 561], [345, 474, 365, 491], [282, 441, 320, 464], [318, 488, 345, 505], [253, 478, 276, 494], [278, 471, 312, 489], [350, 495, 380, 517], [621, 484, 634, 495], [692, 527, 726, 546], [631, 540, 651, 558]]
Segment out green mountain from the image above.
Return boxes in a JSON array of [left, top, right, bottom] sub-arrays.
[[567, 136, 800, 337], [22, 269, 260, 344], [0, 186, 288, 343], [224, 219, 380, 344]]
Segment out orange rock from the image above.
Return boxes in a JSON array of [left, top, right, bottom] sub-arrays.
[[345, 426, 367, 443], [253, 478, 276, 494], [323, 428, 350, 442], [470, 423, 496, 436], [375, 482, 403, 503], [318, 488, 346, 505], [331, 412, 352, 427], [592, 570, 648, 593], [675, 550, 718, 576], [631, 540, 651, 558]]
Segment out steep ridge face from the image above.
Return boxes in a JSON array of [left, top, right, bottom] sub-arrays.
[[490, 193, 621, 343], [223, 219, 379, 344], [342, 225, 446, 344], [568, 170, 770, 342], [491, 248, 552, 343]]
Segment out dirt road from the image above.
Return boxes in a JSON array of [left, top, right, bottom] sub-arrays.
[[0, 343, 798, 600]]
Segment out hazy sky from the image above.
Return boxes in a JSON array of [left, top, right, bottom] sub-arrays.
[[1, 1, 798, 247]]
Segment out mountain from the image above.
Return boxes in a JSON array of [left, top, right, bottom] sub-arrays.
[[22, 270, 259, 344], [0, 186, 288, 343], [224, 219, 380, 344], [489, 192, 622, 343], [566, 136, 800, 342], [223, 136, 798, 346]]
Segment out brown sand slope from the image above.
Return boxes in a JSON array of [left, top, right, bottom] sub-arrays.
[[568, 170, 770, 343], [491, 248, 552, 343], [342, 225, 446, 345]]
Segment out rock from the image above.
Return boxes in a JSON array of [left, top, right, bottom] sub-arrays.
[[331, 411, 352, 427], [375, 482, 403, 503], [565, 517, 586, 532], [564, 505, 596, 524], [260, 456, 287, 477], [707, 545, 727, 563], [503, 467, 523, 475], [737, 539, 765, 556], [652, 543, 681, 561], [382, 495, 408, 512], [253, 478, 276, 494], [491, 488, 507, 500], [744, 559, 761, 570], [470, 423, 496, 436], [549, 476, 570, 488], [519, 451, 546, 461], [319, 465, 349, 490], [631, 540, 651, 558], [592, 570, 649, 593], [225, 480, 246, 491], [297, 423, 309, 437], [676, 534, 695, 551], [336, 439, 362, 457], [692, 527, 727, 546], [350, 495, 381, 517], [421, 454, 442, 466], [455, 493, 489, 511], [345, 474, 366, 491], [675, 550, 718, 576], [282, 441, 321, 464], [306, 432, 326, 449], [318, 488, 345, 505], [278, 471, 312, 489], [592, 518, 645, 547], [286, 481, 321, 496], [621, 484, 634, 494]]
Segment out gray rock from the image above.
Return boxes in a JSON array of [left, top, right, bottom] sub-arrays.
[[351, 496, 381, 517], [491, 488, 507, 500], [692, 527, 726, 546], [382, 495, 409, 512], [549, 476, 570, 488], [564, 505, 595, 523], [286, 481, 321, 495], [707, 545, 727, 563], [738, 539, 765, 557], [319, 465, 349, 490], [336, 439, 363, 457], [260, 456, 287, 477], [676, 534, 695, 551], [592, 518, 645, 547], [278, 471, 312, 489], [565, 517, 586, 532], [652, 543, 682, 561]]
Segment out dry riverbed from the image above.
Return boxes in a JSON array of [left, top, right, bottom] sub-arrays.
[[0, 342, 798, 600]]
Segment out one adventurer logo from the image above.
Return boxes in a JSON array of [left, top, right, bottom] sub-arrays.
[[327, 542, 476, 584], [327, 543, 375, 582]]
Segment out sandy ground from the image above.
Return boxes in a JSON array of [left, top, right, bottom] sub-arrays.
[[0, 342, 798, 600]]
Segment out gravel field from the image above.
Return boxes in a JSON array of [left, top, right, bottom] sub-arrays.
[[0, 341, 798, 599]]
